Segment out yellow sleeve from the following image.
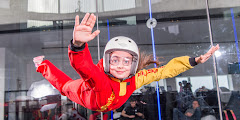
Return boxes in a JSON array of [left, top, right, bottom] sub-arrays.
[[135, 56, 194, 89]]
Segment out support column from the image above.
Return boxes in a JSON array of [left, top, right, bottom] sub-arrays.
[[0, 48, 5, 120]]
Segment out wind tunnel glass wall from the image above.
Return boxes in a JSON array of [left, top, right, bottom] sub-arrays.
[[208, 0, 240, 120], [98, 0, 220, 120], [0, 0, 239, 120]]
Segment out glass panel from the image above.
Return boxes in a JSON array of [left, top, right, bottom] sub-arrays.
[[190, 76, 214, 92], [28, 0, 58, 13], [209, 0, 240, 119], [60, 0, 96, 13], [98, 0, 221, 120], [148, 1, 220, 120], [103, 0, 135, 12], [0, 0, 95, 119], [1, 0, 237, 120]]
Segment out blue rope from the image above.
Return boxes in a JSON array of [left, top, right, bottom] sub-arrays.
[[231, 8, 240, 70], [107, 19, 114, 120], [148, 0, 162, 120]]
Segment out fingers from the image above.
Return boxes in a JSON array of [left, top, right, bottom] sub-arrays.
[[90, 30, 100, 39], [86, 14, 95, 26], [207, 46, 215, 54], [213, 44, 220, 52], [204, 54, 211, 61], [79, 13, 97, 28], [89, 15, 97, 29], [80, 13, 90, 25], [207, 44, 220, 55], [200, 55, 204, 61], [33, 56, 45, 62], [33, 56, 45, 67], [209, 44, 220, 54], [75, 15, 79, 26], [198, 44, 220, 64]]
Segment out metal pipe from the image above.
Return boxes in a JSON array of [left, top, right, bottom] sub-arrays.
[[96, 0, 100, 61], [205, 0, 223, 120], [95, 0, 103, 120]]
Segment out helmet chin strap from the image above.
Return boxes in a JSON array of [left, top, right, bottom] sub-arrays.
[[105, 72, 134, 81]]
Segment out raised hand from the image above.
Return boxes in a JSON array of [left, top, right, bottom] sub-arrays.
[[33, 56, 45, 68], [195, 44, 220, 64], [73, 13, 100, 47]]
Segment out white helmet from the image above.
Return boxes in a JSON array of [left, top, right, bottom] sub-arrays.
[[103, 36, 139, 75]]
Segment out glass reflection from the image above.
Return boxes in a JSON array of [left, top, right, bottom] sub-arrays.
[[209, 2, 240, 120], [1, 0, 239, 120], [27, 79, 60, 99]]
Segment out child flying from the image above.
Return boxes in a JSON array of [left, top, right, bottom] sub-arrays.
[[33, 13, 219, 112]]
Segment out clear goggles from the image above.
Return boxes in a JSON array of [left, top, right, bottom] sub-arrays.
[[110, 56, 133, 66]]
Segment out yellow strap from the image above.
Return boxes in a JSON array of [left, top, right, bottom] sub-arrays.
[[119, 82, 127, 96], [110, 77, 121, 82]]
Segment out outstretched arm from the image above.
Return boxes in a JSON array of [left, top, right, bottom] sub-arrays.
[[69, 13, 104, 79], [33, 57, 73, 95], [73, 13, 100, 47], [135, 44, 220, 89], [33, 58, 106, 110]]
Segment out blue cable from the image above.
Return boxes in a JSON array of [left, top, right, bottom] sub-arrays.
[[148, 0, 162, 120], [107, 19, 114, 120], [231, 8, 240, 70], [107, 19, 111, 41]]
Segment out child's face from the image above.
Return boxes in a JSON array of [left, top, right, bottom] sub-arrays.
[[109, 51, 132, 79]]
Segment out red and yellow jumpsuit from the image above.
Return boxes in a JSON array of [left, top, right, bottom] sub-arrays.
[[36, 42, 196, 112]]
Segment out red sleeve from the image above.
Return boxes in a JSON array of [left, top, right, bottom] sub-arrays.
[[68, 43, 109, 91], [37, 60, 72, 95], [68, 43, 97, 79]]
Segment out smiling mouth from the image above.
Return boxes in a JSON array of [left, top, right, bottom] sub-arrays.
[[117, 71, 124, 74]]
